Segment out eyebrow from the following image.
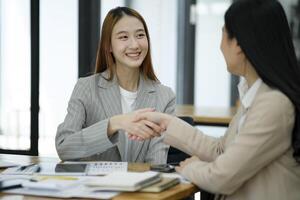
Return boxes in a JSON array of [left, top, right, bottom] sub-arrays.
[[115, 28, 145, 35]]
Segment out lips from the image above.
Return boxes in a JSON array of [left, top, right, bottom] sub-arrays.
[[126, 52, 141, 59]]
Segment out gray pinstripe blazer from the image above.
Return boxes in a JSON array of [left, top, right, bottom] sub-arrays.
[[55, 71, 176, 164]]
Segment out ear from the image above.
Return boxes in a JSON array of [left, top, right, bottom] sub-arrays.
[[234, 39, 243, 55], [236, 44, 243, 55]]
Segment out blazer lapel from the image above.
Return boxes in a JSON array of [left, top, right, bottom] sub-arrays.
[[97, 72, 122, 118], [131, 76, 157, 162], [224, 105, 245, 148], [97, 72, 125, 160]]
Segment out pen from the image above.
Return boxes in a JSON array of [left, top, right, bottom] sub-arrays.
[[0, 180, 23, 192], [18, 163, 36, 171], [0, 184, 22, 191]]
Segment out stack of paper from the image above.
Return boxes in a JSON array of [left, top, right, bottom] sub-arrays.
[[2, 175, 119, 199]]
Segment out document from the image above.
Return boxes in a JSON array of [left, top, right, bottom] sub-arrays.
[[86, 171, 161, 191], [1, 175, 119, 199]]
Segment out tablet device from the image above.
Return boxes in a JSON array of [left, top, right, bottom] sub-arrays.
[[36, 163, 88, 175], [55, 163, 87, 173]]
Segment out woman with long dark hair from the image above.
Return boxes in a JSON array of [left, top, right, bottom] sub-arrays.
[[55, 7, 175, 163], [134, 0, 300, 199]]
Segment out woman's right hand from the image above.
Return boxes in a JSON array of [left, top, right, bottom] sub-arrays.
[[128, 111, 174, 141], [108, 108, 164, 140]]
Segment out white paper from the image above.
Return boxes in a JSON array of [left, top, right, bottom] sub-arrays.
[[0, 161, 18, 168], [3, 175, 119, 199], [161, 172, 191, 184], [86, 171, 161, 191]]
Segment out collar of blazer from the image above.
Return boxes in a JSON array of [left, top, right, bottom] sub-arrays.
[[97, 70, 158, 162], [97, 70, 157, 93]]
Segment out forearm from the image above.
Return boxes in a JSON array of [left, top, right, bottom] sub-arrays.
[[164, 117, 222, 162], [56, 119, 118, 160]]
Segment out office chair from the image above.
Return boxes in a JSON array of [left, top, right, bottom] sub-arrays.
[[167, 116, 215, 200]]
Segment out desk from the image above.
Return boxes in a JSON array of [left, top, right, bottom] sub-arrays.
[[0, 154, 199, 200], [176, 104, 236, 127]]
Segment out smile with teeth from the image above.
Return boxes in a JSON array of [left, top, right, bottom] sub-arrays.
[[126, 52, 141, 58]]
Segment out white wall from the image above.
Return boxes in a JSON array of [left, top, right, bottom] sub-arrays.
[[39, 0, 78, 156], [130, 0, 177, 92], [0, 0, 31, 150], [194, 0, 231, 107]]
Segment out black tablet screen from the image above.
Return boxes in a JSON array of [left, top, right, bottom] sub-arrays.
[[55, 163, 87, 173]]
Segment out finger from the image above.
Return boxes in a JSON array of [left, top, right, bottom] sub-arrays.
[[143, 120, 163, 135], [130, 136, 138, 141], [160, 124, 167, 131], [139, 124, 157, 138], [132, 113, 146, 122], [175, 166, 182, 173], [128, 134, 135, 140], [136, 108, 155, 114], [127, 124, 148, 139]]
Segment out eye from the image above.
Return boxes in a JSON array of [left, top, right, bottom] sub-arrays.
[[136, 33, 146, 39], [118, 35, 128, 40]]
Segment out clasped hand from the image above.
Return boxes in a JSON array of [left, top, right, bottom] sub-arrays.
[[108, 108, 172, 141], [127, 108, 172, 141]]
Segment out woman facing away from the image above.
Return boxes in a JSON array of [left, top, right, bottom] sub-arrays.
[[55, 7, 175, 164], [132, 0, 300, 199]]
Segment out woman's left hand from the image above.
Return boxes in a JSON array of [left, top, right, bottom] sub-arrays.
[[175, 156, 200, 173]]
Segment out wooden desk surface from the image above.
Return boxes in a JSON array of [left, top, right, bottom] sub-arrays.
[[176, 104, 236, 126], [0, 154, 198, 200]]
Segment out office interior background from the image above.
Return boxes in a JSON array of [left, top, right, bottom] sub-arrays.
[[0, 0, 298, 157]]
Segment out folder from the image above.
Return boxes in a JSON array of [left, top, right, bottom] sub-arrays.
[[86, 171, 161, 191], [140, 177, 180, 192]]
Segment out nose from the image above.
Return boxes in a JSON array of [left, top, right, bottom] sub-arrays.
[[129, 37, 139, 49]]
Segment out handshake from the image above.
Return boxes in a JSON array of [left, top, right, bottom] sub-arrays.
[[108, 108, 173, 141]]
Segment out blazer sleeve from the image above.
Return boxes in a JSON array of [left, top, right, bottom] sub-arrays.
[[55, 78, 118, 161], [144, 87, 176, 164], [169, 92, 295, 195], [164, 117, 227, 162]]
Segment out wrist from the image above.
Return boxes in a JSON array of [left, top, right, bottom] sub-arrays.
[[163, 114, 173, 127], [108, 115, 122, 136]]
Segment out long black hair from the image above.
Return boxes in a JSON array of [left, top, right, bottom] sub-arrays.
[[225, 0, 300, 163]]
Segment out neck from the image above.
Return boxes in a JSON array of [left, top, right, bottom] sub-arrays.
[[243, 62, 259, 87], [116, 66, 139, 92]]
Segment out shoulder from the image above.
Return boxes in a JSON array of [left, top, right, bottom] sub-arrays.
[[75, 73, 104, 88], [71, 74, 103, 96], [152, 81, 176, 100], [252, 84, 295, 121]]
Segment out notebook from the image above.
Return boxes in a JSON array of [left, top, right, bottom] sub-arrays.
[[86, 171, 161, 191], [140, 177, 180, 192]]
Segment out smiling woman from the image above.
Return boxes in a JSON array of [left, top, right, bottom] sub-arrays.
[[55, 7, 175, 164]]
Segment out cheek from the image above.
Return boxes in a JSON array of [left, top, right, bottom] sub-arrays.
[[140, 39, 149, 51]]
